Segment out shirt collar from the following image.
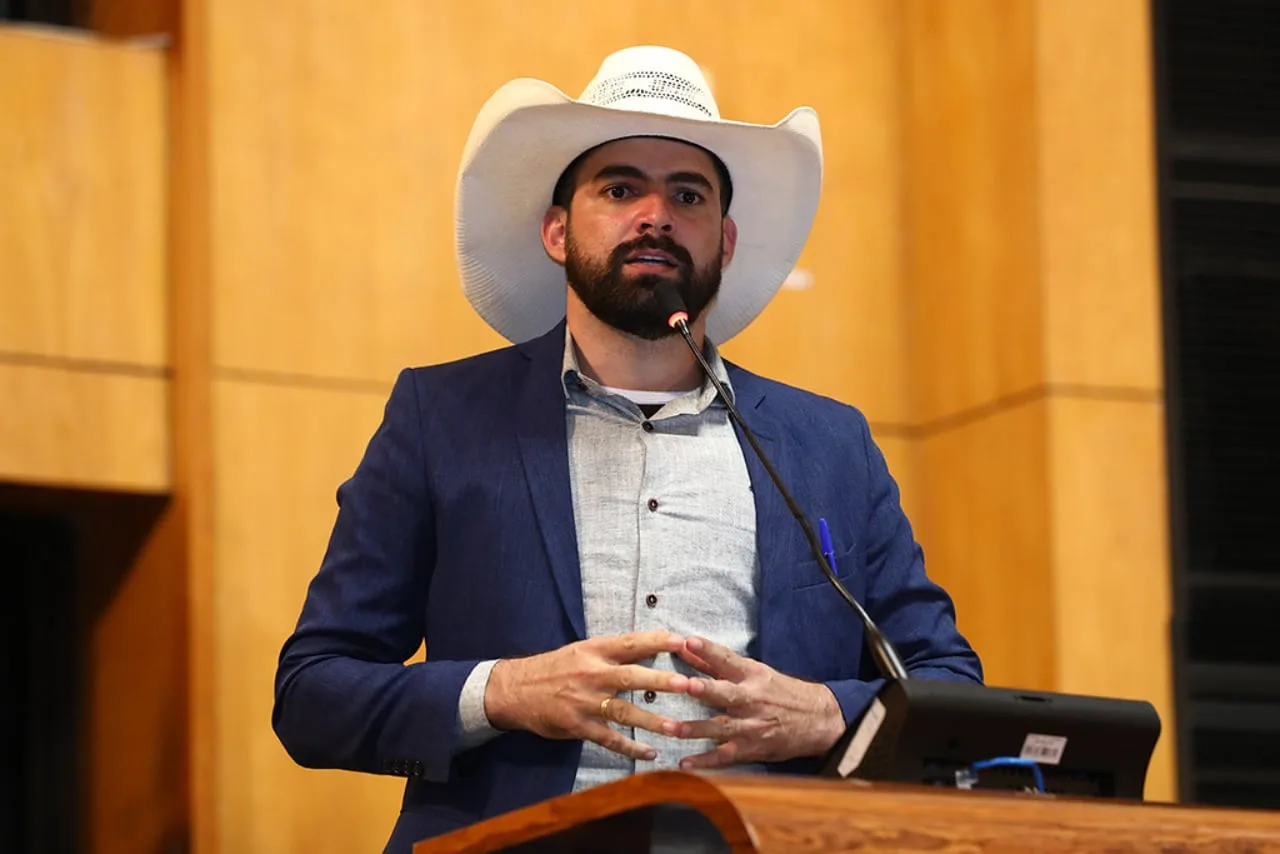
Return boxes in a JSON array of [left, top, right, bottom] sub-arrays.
[[560, 324, 736, 415]]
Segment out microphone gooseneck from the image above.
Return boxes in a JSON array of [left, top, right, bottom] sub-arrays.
[[654, 283, 909, 683]]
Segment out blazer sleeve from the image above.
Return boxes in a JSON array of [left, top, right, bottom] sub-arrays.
[[272, 368, 479, 784], [823, 412, 984, 724]]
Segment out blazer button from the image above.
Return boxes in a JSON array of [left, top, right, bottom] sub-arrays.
[[645, 593, 658, 608], [644, 690, 657, 703], [647, 498, 659, 512], [642, 420, 655, 432]]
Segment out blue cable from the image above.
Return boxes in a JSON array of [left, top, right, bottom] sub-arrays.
[[968, 756, 1046, 793]]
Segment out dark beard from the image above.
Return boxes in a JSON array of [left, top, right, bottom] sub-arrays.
[[564, 230, 722, 340]]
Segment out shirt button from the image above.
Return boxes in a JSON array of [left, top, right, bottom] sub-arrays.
[[641, 420, 655, 432], [645, 593, 658, 608], [644, 690, 657, 703], [647, 498, 659, 512]]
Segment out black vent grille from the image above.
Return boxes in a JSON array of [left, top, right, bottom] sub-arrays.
[[1165, 0, 1280, 138], [1173, 199, 1280, 269], [1157, 0, 1280, 810], [1175, 272, 1280, 575]]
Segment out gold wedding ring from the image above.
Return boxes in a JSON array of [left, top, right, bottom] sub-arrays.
[[599, 696, 613, 720]]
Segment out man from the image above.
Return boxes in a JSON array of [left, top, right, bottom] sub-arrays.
[[273, 45, 982, 851]]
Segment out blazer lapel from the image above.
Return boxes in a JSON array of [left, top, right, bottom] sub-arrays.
[[514, 323, 587, 640], [726, 365, 805, 662]]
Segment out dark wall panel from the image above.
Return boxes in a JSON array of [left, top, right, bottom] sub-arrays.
[[1155, 0, 1280, 810]]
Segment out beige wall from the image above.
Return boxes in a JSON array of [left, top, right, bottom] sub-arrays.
[[2, 1, 1173, 850]]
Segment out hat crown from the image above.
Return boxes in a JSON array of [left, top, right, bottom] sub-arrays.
[[578, 46, 720, 122]]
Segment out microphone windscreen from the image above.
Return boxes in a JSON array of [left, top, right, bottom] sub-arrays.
[[653, 283, 689, 327]]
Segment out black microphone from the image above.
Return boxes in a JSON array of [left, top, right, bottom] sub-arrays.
[[654, 283, 909, 684]]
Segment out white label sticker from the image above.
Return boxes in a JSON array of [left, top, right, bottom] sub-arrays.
[[837, 697, 887, 777], [1020, 733, 1067, 766]]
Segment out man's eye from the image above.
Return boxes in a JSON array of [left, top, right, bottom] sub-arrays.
[[605, 185, 632, 199], [676, 190, 704, 205]]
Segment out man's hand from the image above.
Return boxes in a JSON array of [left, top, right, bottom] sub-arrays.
[[485, 630, 690, 761], [673, 636, 845, 769]]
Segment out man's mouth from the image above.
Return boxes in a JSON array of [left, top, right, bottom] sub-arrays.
[[623, 250, 680, 270]]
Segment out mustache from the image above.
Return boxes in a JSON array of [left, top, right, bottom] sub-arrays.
[[607, 234, 693, 270]]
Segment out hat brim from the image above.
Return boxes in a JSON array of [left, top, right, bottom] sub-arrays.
[[456, 78, 823, 344]]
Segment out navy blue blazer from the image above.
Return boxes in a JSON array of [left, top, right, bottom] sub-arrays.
[[273, 321, 982, 852]]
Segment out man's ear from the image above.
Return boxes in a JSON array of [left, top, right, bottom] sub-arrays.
[[542, 206, 568, 265], [720, 216, 739, 269]]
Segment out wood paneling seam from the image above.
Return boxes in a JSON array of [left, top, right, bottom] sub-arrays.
[[214, 365, 394, 395], [0, 350, 170, 378], [871, 382, 1163, 440]]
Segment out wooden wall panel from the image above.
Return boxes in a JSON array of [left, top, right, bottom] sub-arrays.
[[206, 0, 908, 421], [89, 0, 177, 38], [912, 401, 1055, 691], [720, 0, 909, 424], [168, 0, 220, 849], [0, 27, 166, 367], [902, 0, 1043, 425], [212, 378, 403, 853], [89, 506, 188, 854], [208, 1, 493, 383], [1047, 396, 1173, 800], [0, 25, 177, 854], [0, 362, 168, 491], [900, 0, 1173, 799], [1033, 0, 1172, 801], [1037, 0, 1163, 390]]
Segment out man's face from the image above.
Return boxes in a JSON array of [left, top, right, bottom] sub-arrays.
[[542, 137, 737, 340]]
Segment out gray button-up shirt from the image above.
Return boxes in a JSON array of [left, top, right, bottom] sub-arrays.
[[456, 330, 761, 791]]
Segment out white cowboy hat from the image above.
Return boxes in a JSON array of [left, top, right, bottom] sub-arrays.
[[454, 45, 824, 345]]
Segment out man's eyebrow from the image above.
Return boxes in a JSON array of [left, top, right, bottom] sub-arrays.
[[666, 171, 714, 192], [590, 165, 715, 193], [590, 164, 648, 184]]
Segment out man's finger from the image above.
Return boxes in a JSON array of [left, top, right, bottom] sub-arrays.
[[600, 630, 686, 663], [673, 646, 717, 679], [603, 699, 686, 739], [687, 677, 750, 710], [679, 741, 744, 770], [580, 721, 659, 761], [671, 715, 740, 742], [680, 636, 749, 681], [609, 664, 689, 695]]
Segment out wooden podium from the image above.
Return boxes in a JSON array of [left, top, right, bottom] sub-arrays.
[[415, 771, 1280, 853]]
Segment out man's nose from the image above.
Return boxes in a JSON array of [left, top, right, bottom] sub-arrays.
[[636, 192, 675, 234]]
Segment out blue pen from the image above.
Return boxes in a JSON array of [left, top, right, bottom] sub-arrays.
[[818, 517, 837, 573]]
